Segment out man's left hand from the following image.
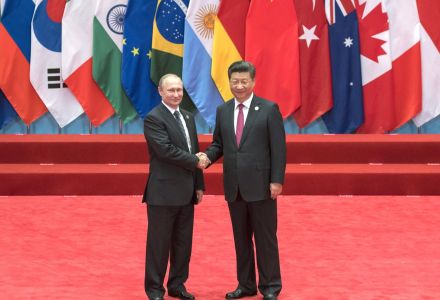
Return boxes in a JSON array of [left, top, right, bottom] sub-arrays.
[[270, 183, 282, 200], [196, 190, 204, 204]]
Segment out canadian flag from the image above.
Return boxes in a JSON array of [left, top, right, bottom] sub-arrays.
[[412, 0, 440, 127], [61, 0, 114, 127], [357, 0, 421, 133]]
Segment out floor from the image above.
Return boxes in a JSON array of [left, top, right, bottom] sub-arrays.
[[1, 195, 440, 299]]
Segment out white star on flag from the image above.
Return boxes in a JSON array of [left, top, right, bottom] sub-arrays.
[[344, 36, 353, 47], [299, 25, 319, 47]]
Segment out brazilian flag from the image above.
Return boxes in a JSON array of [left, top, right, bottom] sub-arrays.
[[150, 0, 196, 112]]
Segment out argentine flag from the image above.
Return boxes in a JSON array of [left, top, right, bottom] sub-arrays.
[[183, 0, 223, 128]]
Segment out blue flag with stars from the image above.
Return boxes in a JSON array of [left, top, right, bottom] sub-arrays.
[[322, 0, 364, 133], [0, 89, 17, 130], [121, 0, 161, 119]]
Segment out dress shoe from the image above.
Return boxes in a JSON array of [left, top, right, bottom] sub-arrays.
[[263, 294, 277, 300], [148, 297, 163, 300], [168, 289, 195, 300], [225, 288, 257, 299]]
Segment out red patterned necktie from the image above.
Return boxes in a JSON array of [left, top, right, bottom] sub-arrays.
[[236, 104, 244, 146]]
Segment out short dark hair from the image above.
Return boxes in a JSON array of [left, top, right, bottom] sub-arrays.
[[228, 61, 256, 80]]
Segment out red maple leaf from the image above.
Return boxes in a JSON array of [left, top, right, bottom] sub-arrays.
[[355, 0, 388, 63]]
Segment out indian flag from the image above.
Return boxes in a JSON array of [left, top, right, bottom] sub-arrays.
[[92, 0, 137, 123]]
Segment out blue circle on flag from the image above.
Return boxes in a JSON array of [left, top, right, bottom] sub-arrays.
[[155, 0, 189, 44], [33, 0, 62, 52]]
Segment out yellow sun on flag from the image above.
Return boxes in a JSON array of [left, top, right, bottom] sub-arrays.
[[194, 4, 218, 40]]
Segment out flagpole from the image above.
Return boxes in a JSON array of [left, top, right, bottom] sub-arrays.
[[26, 125, 31, 134], [119, 118, 123, 134], [298, 127, 303, 134], [58, 125, 62, 134], [417, 126, 422, 134], [89, 121, 93, 134]]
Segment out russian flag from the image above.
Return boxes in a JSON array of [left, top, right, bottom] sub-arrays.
[[0, 0, 47, 125]]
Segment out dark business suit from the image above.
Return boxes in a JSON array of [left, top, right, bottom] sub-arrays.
[[143, 103, 204, 299], [205, 95, 286, 296]]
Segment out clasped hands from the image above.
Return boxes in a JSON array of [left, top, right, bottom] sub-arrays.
[[196, 152, 210, 169]]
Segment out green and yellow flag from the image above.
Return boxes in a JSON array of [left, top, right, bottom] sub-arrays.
[[150, 0, 195, 112]]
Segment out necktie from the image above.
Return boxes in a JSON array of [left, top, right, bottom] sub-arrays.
[[173, 110, 191, 152], [236, 104, 244, 146]]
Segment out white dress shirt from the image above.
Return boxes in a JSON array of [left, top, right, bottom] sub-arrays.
[[234, 93, 253, 134], [162, 101, 192, 153]]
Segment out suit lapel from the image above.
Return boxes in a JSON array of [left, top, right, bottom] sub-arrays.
[[159, 104, 188, 151], [239, 96, 260, 148], [225, 100, 238, 148]]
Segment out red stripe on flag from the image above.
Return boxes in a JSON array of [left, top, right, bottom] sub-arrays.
[[217, 0, 249, 58], [0, 24, 47, 125], [65, 58, 114, 126], [340, 0, 355, 14]]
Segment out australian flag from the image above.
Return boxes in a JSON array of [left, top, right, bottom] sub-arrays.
[[322, 0, 364, 133], [121, 0, 161, 119]]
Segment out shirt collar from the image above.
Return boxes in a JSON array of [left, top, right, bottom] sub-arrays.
[[235, 93, 253, 110], [162, 101, 180, 115]]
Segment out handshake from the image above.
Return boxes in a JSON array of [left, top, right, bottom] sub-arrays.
[[196, 152, 211, 169]]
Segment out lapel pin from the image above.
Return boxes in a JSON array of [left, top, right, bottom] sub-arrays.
[[255, 106, 259, 111], [185, 115, 189, 119]]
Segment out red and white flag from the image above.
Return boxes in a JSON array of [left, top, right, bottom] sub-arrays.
[[413, 0, 440, 127], [61, 0, 114, 127], [386, 0, 422, 130], [30, 0, 83, 127], [293, 0, 333, 128], [355, 0, 393, 133], [357, 0, 422, 132]]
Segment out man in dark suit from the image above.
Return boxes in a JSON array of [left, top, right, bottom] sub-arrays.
[[199, 61, 286, 300], [143, 74, 206, 300]]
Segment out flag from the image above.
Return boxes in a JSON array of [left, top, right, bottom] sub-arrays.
[[0, 0, 47, 125], [355, 0, 394, 133], [0, 0, 17, 129], [93, 0, 137, 123], [293, 0, 333, 128], [150, 0, 195, 112], [385, 0, 421, 130], [0, 90, 17, 130], [62, 0, 114, 127], [211, 0, 249, 102], [323, 0, 364, 133], [413, 0, 440, 127], [245, 0, 301, 118], [183, 0, 223, 127], [121, 0, 160, 119], [30, 0, 83, 128]]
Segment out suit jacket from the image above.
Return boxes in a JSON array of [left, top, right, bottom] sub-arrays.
[[205, 95, 286, 202], [142, 103, 204, 205]]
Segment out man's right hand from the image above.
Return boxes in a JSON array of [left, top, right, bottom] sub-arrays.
[[196, 152, 210, 169]]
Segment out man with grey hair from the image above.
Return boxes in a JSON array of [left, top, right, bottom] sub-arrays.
[[142, 74, 207, 300]]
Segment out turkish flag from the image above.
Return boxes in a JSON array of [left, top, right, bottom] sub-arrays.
[[245, 0, 301, 118], [293, 0, 333, 128]]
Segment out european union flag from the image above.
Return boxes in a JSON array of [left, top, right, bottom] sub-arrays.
[[0, 90, 17, 129], [121, 0, 160, 119], [322, 0, 364, 133]]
